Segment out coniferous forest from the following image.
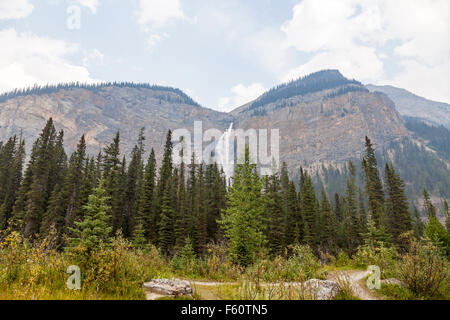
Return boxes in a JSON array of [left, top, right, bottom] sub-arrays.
[[0, 118, 448, 300]]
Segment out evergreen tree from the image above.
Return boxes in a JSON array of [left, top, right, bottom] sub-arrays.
[[102, 132, 124, 234], [384, 163, 412, 249], [345, 161, 360, 255], [14, 118, 62, 238], [137, 149, 157, 243], [219, 146, 266, 266], [362, 136, 385, 228], [299, 171, 319, 247], [422, 189, 436, 218], [0, 136, 25, 230], [320, 187, 336, 253], [124, 129, 145, 238], [443, 200, 450, 233], [158, 176, 175, 255], [69, 180, 112, 250], [264, 172, 284, 256], [412, 205, 425, 238]]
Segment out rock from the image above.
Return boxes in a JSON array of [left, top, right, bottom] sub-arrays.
[[303, 279, 340, 300], [381, 278, 406, 287], [143, 279, 193, 298]]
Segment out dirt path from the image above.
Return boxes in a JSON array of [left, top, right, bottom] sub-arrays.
[[327, 270, 380, 300], [145, 271, 381, 300]]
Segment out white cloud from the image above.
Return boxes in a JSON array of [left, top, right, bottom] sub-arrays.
[[76, 0, 100, 14], [0, 29, 99, 93], [136, 0, 186, 49], [82, 48, 104, 67], [217, 83, 266, 112], [281, 0, 450, 102], [0, 0, 33, 19], [137, 0, 185, 29]]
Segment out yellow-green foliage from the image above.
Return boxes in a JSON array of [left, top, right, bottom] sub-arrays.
[[353, 242, 398, 278], [0, 232, 172, 300], [397, 237, 449, 299]]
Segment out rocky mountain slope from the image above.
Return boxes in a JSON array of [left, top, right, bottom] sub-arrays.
[[0, 71, 448, 202], [233, 70, 409, 170], [0, 83, 233, 162], [366, 84, 450, 128]]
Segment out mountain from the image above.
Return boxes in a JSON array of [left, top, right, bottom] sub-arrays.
[[366, 84, 450, 129], [0, 71, 448, 203], [232, 70, 408, 166], [232, 70, 449, 202], [0, 82, 233, 163]]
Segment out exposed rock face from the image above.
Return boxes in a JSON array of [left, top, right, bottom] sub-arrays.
[[0, 85, 233, 162], [234, 87, 409, 173], [366, 84, 450, 129], [0, 71, 411, 173], [143, 279, 193, 298], [303, 279, 340, 300]]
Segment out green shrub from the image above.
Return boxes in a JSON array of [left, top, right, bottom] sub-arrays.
[[397, 237, 448, 298], [353, 242, 398, 278]]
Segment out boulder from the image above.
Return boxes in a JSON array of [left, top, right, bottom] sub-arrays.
[[303, 279, 340, 300], [143, 279, 193, 298], [381, 278, 406, 287]]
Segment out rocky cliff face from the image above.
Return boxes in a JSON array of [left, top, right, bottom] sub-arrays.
[[0, 71, 415, 171], [366, 84, 450, 129], [233, 71, 409, 172], [0, 85, 233, 162]]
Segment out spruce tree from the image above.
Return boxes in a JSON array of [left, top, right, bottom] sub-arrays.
[[412, 206, 425, 238], [320, 187, 336, 253], [68, 180, 112, 251], [362, 137, 385, 228], [384, 163, 412, 249], [264, 172, 284, 256], [0, 136, 25, 230], [137, 149, 157, 243], [422, 189, 436, 218], [219, 146, 266, 266], [345, 161, 360, 255], [17, 118, 60, 238], [299, 171, 318, 247]]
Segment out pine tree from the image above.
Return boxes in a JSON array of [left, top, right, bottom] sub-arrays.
[[174, 161, 188, 249], [362, 136, 385, 228], [124, 130, 145, 238], [68, 179, 112, 251], [320, 188, 336, 253], [345, 160, 360, 255], [194, 164, 208, 255], [443, 200, 450, 233], [42, 135, 86, 240], [334, 193, 343, 222], [384, 163, 412, 249], [159, 176, 175, 255], [0, 135, 25, 230], [137, 149, 157, 243], [412, 206, 425, 238], [219, 146, 266, 266], [155, 130, 174, 246], [299, 171, 318, 247], [264, 172, 284, 256], [15, 118, 61, 238], [102, 132, 124, 234], [422, 189, 436, 218]]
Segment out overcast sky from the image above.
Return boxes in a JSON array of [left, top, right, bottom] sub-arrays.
[[0, 0, 449, 111]]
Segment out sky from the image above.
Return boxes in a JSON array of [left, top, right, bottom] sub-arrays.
[[0, 0, 449, 112]]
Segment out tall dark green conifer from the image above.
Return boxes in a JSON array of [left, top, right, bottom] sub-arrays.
[[384, 162, 412, 249], [137, 148, 157, 243], [362, 136, 385, 228]]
